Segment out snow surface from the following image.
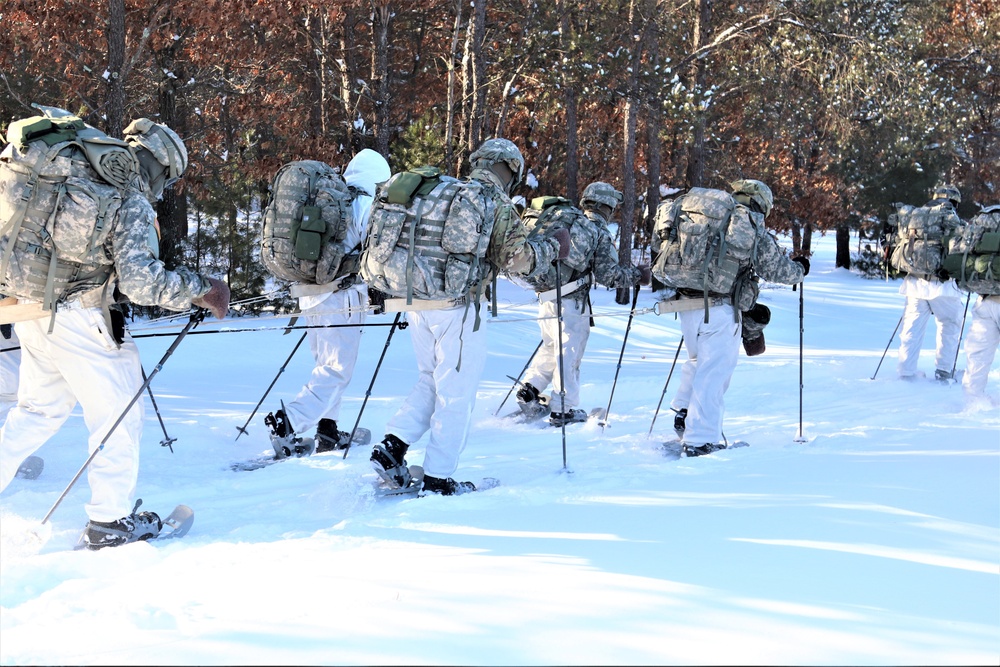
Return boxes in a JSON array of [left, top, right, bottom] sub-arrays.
[[1, 234, 998, 665]]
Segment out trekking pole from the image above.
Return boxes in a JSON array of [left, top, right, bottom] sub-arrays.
[[950, 292, 971, 378], [554, 262, 569, 470], [599, 285, 641, 430], [494, 339, 543, 416], [342, 312, 406, 460], [235, 331, 308, 440], [648, 336, 684, 436], [42, 309, 207, 525], [140, 365, 176, 452], [794, 281, 807, 443], [871, 311, 904, 380]]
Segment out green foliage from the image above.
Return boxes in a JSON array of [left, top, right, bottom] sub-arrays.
[[391, 111, 448, 173]]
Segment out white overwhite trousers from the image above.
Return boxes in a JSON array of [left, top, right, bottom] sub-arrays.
[[897, 294, 964, 377], [522, 296, 591, 411], [0, 326, 20, 423], [962, 296, 1000, 397], [384, 306, 487, 479], [284, 285, 366, 435], [669, 305, 741, 446], [0, 308, 144, 522]]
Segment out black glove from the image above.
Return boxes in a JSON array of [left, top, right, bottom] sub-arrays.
[[1, 323, 11, 340], [367, 286, 387, 315], [742, 331, 766, 357], [935, 267, 950, 281], [792, 256, 810, 276], [637, 265, 652, 286]]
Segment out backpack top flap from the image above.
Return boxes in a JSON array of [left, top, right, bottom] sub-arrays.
[[521, 196, 594, 288]]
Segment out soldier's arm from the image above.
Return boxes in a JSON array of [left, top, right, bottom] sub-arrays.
[[488, 199, 558, 278], [753, 230, 806, 286], [111, 194, 212, 311], [592, 227, 640, 288]]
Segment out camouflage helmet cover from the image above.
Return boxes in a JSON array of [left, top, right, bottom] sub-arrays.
[[580, 181, 624, 211], [469, 138, 524, 187], [932, 183, 961, 205], [730, 178, 774, 218], [124, 118, 188, 183]]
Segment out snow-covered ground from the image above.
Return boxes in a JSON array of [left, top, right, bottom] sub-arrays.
[[1, 233, 998, 665]]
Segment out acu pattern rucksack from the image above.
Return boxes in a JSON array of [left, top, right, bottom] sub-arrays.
[[360, 165, 494, 304], [518, 196, 597, 293], [0, 109, 139, 324], [260, 160, 357, 285], [651, 187, 762, 317], [943, 205, 1000, 295], [886, 201, 958, 277]]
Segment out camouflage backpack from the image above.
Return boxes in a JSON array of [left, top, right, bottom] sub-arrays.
[[260, 160, 357, 285], [518, 196, 597, 293], [886, 201, 959, 277], [359, 166, 494, 304], [942, 205, 1000, 295], [651, 187, 762, 317], [0, 107, 139, 325]]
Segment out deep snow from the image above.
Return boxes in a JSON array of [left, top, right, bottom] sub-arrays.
[[1, 234, 998, 666]]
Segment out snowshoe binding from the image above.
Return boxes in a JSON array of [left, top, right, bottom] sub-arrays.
[[265, 409, 314, 459], [681, 442, 727, 458], [421, 474, 477, 496], [549, 408, 588, 427], [673, 408, 687, 437]]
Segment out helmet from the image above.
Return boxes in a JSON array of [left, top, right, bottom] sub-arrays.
[[469, 138, 524, 189], [731, 179, 774, 218], [124, 118, 188, 184], [932, 184, 961, 206], [580, 181, 624, 211]]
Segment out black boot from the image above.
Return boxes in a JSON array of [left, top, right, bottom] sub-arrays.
[[83, 500, 162, 550], [422, 475, 476, 496], [673, 408, 687, 436], [315, 419, 351, 452], [371, 434, 412, 488]]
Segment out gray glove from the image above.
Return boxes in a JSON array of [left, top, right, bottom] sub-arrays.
[[550, 228, 571, 261], [192, 277, 230, 319]]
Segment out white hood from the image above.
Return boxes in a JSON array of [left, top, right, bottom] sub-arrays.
[[344, 149, 391, 197]]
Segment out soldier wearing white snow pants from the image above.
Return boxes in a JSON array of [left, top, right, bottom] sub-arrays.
[[278, 150, 391, 450], [0, 116, 229, 549], [896, 275, 964, 381]]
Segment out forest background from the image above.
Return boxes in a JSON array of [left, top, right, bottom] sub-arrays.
[[1, 0, 997, 305]]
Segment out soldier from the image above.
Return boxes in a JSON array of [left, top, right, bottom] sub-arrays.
[[946, 204, 1000, 400], [368, 138, 568, 494], [516, 182, 651, 426], [0, 116, 229, 549], [265, 149, 391, 453], [654, 179, 807, 457], [888, 184, 965, 382]]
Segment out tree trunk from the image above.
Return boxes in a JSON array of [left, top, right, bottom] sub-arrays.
[[338, 9, 359, 152], [835, 223, 851, 268], [105, 0, 127, 137], [372, 3, 392, 156], [685, 0, 712, 188], [559, 1, 578, 201], [155, 9, 188, 269], [467, 0, 487, 153], [444, 0, 463, 171]]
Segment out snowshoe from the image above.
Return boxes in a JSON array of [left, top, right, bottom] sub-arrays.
[[15, 455, 44, 480], [681, 442, 727, 458], [315, 419, 372, 452], [80, 499, 162, 550]]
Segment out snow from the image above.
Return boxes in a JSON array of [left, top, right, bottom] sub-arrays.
[[1, 234, 998, 665]]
